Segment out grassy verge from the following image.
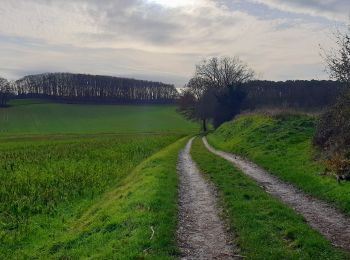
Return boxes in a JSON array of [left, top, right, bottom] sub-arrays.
[[0, 134, 184, 258], [207, 114, 350, 215], [191, 137, 348, 259]]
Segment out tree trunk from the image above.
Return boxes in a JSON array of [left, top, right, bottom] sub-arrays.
[[0, 94, 4, 107], [202, 118, 207, 132]]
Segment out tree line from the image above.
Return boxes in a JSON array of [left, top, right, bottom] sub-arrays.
[[243, 80, 345, 110], [0, 72, 345, 109], [14, 73, 179, 104]]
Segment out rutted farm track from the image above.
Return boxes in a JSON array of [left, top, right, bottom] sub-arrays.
[[177, 138, 237, 259]]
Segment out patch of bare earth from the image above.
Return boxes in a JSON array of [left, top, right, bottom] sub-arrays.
[[177, 138, 238, 259], [203, 137, 350, 251]]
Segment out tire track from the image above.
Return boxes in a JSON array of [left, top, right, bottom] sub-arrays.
[[177, 138, 237, 259]]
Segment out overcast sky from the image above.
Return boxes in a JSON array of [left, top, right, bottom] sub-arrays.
[[0, 0, 348, 86]]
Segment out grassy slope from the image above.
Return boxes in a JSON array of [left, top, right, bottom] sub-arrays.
[[15, 137, 187, 259], [191, 138, 347, 259], [0, 134, 183, 258], [0, 99, 198, 135], [207, 114, 350, 215]]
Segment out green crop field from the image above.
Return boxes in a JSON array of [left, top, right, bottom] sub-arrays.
[[0, 99, 198, 135], [0, 99, 197, 258]]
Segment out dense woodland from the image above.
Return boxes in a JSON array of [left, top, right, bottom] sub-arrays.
[[14, 73, 179, 104], [243, 80, 345, 110]]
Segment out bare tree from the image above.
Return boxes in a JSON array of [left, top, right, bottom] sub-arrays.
[[0, 77, 11, 107], [186, 77, 208, 100], [314, 20, 350, 180], [181, 56, 254, 131], [195, 56, 255, 90], [322, 24, 350, 86]]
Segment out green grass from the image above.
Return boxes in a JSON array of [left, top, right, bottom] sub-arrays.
[[0, 134, 185, 258], [29, 137, 186, 259], [0, 99, 198, 135], [207, 114, 350, 215], [191, 137, 348, 259]]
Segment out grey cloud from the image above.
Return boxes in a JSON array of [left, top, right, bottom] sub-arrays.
[[277, 0, 348, 13], [0, 33, 201, 85], [249, 0, 349, 21], [82, 0, 182, 45], [74, 0, 244, 48]]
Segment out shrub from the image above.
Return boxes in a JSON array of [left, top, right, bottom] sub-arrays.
[[314, 90, 350, 179], [324, 153, 350, 181], [314, 90, 350, 156]]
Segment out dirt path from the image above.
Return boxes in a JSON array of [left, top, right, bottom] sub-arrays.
[[203, 137, 350, 251], [177, 138, 237, 259]]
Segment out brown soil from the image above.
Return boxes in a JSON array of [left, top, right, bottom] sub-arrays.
[[177, 138, 238, 259]]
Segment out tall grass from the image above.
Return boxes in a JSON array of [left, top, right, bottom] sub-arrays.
[[0, 134, 181, 252]]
